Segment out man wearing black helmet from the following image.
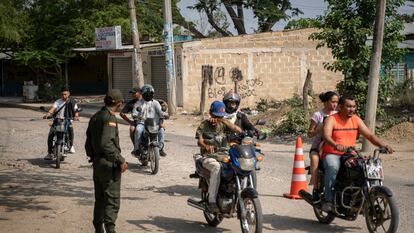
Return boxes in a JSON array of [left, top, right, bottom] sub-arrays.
[[222, 91, 257, 136], [132, 84, 166, 157]]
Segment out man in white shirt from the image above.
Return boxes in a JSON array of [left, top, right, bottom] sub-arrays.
[[132, 84, 166, 157], [43, 87, 79, 160]]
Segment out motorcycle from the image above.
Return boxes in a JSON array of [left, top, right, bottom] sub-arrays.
[[136, 118, 161, 175], [187, 132, 264, 233], [299, 147, 399, 233], [40, 106, 81, 169]]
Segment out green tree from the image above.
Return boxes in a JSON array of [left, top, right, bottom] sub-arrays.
[[310, 0, 406, 116], [284, 18, 322, 30], [0, 0, 29, 52], [190, 0, 302, 37]]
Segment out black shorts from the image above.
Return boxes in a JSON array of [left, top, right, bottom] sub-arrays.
[[309, 148, 319, 157]]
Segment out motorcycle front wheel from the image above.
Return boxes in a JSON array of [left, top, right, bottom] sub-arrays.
[[240, 197, 263, 233], [149, 146, 160, 175], [365, 188, 399, 233], [55, 144, 63, 169], [201, 191, 223, 227]]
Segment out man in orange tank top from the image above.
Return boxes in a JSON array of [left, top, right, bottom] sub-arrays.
[[321, 95, 393, 212]]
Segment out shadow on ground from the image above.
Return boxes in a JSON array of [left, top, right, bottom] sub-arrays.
[[128, 216, 231, 233], [263, 214, 362, 232], [0, 169, 93, 212], [154, 184, 199, 197]]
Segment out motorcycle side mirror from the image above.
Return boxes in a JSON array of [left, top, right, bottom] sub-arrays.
[[255, 119, 266, 125], [202, 132, 215, 140]]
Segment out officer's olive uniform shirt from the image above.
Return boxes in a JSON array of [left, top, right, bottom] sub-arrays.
[[85, 107, 125, 164]]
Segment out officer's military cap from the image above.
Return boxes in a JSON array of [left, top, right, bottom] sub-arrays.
[[105, 89, 124, 103]]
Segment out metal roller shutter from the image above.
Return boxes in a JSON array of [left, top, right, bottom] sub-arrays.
[[112, 57, 132, 100], [151, 56, 168, 101]]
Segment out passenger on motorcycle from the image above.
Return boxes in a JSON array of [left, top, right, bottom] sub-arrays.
[[43, 87, 79, 160], [321, 95, 393, 212], [131, 84, 167, 157], [222, 91, 257, 134], [119, 87, 141, 145], [307, 91, 338, 188], [195, 101, 242, 212]]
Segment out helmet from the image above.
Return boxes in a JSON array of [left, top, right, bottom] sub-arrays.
[[209, 101, 227, 117], [223, 91, 240, 114], [141, 84, 154, 101]]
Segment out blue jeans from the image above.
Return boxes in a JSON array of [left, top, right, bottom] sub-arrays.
[[133, 124, 165, 152], [323, 154, 341, 202]]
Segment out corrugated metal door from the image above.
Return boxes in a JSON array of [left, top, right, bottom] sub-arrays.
[[150, 56, 168, 101], [112, 57, 132, 100]]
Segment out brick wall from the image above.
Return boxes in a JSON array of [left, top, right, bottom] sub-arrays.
[[180, 28, 343, 111]]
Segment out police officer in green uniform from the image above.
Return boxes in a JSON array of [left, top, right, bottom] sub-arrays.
[[85, 89, 128, 233]]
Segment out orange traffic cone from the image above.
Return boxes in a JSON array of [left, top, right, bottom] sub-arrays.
[[283, 136, 308, 199]]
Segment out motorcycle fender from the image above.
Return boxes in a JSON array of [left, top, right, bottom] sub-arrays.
[[371, 186, 393, 197], [241, 187, 258, 198], [150, 141, 159, 147]]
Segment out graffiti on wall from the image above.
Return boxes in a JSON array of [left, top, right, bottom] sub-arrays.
[[202, 65, 263, 99]]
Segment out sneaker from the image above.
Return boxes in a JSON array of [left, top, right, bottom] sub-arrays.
[[69, 146, 76, 154], [160, 150, 167, 157], [322, 201, 333, 212], [44, 153, 53, 160], [207, 202, 220, 213]]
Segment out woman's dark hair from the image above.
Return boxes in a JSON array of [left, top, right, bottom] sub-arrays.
[[319, 91, 338, 103]]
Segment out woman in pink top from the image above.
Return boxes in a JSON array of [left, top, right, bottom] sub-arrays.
[[307, 91, 339, 188]]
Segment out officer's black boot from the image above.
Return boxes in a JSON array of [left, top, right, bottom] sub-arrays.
[[93, 223, 104, 233], [104, 223, 116, 233]]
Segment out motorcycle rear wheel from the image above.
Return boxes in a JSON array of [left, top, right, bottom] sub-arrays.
[[240, 197, 263, 233], [150, 147, 160, 175], [365, 189, 399, 233], [201, 191, 223, 227]]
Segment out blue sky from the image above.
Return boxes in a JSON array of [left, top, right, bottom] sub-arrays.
[[177, 0, 414, 34]]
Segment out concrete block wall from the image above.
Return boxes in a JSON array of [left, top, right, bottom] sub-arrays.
[[181, 29, 343, 112]]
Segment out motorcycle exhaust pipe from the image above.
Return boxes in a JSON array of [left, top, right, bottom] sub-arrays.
[[187, 198, 205, 212], [299, 189, 314, 206]]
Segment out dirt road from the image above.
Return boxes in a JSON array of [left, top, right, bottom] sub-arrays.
[[0, 107, 413, 232]]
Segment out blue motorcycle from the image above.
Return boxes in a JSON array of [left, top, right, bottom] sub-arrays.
[[188, 133, 264, 233]]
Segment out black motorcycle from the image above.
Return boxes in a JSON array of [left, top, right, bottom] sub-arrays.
[[136, 118, 161, 175], [188, 132, 264, 233], [41, 106, 81, 169], [299, 148, 399, 233]]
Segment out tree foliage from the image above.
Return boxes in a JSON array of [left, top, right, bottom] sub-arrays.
[[284, 18, 322, 30], [2, 0, 192, 84], [190, 0, 302, 37], [310, 0, 406, 116], [0, 0, 29, 51]]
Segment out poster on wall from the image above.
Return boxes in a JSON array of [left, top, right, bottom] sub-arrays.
[[95, 26, 122, 50]]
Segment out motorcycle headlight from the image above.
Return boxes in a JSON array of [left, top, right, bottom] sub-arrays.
[[238, 158, 255, 171], [146, 125, 159, 134]]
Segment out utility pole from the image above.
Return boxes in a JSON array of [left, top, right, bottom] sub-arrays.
[[128, 0, 145, 87], [164, 0, 176, 115], [362, 0, 386, 152]]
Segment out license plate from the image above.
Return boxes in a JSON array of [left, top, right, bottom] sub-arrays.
[[366, 162, 384, 179]]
